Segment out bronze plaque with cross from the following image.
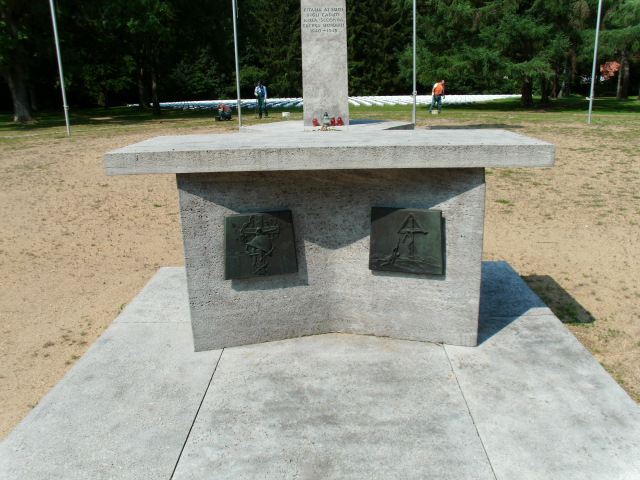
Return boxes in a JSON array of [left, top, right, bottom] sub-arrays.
[[225, 210, 298, 280], [369, 207, 444, 275]]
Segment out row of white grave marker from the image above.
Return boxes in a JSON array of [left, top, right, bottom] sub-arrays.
[[154, 94, 520, 111]]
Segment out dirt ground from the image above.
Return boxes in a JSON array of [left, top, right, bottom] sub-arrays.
[[1, 113, 638, 440]]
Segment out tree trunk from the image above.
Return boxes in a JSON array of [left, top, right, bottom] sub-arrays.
[[558, 54, 575, 98], [558, 63, 569, 98], [616, 63, 623, 100], [568, 50, 576, 96], [137, 63, 151, 109], [151, 65, 161, 116], [29, 83, 39, 112], [520, 78, 534, 107], [0, 65, 34, 123], [540, 76, 550, 104], [621, 53, 630, 100], [551, 66, 560, 99]]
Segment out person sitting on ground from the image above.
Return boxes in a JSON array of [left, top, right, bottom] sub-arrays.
[[430, 80, 446, 114], [217, 103, 232, 121]]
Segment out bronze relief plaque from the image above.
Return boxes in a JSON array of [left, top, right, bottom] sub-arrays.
[[225, 210, 298, 279], [369, 207, 444, 275]]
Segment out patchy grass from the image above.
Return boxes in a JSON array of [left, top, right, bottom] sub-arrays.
[[2, 95, 639, 137]]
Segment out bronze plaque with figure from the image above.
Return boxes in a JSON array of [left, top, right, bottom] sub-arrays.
[[225, 210, 297, 279], [369, 207, 444, 275]]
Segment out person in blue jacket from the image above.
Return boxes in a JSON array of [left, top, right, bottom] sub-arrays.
[[254, 81, 268, 119]]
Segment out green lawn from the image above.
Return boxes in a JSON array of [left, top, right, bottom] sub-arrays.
[[1, 95, 638, 137]]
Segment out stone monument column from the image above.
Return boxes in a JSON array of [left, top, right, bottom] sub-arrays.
[[301, 0, 349, 126]]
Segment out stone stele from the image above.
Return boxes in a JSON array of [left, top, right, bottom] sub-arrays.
[[301, 0, 349, 126]]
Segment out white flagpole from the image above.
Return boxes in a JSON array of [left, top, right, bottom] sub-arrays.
[[588, 0, 603, 125], [48, 0, 70, 136], [232, 0, 242, 128], [412, 0, 417, 124]]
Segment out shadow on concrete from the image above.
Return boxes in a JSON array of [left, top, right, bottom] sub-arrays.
[[184, 169, 479, 251], [521, 275, 596, 324], [350, 119, 387, 125], [427, 124, 525, 130], [478, 261, 549, 344]]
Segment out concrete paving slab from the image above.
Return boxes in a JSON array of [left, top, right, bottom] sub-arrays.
[[446, 263, 640, 480], [478, 261, 553, 344], [115, 267, 190, 324], [0, 270, 221, 480], [172, 333, 495, 480], [2, 263, 639, 479]]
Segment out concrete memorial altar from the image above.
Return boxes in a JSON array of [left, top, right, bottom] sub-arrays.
[[104, 129, 555, 351]]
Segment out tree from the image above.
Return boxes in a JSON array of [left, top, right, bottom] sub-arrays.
[[125, 0, 175, 114], [477, 0, 571, 106], [74, 0, 176, 113], [168, 47, 228, 100], [402, 0, 511, 96], [600, 0, 640, 100], [244, 0, 302, 97], [347, 0, 412, 95], [60, 0, 137, 108], [400, 0, 591, 104], [0, 0, 50, 122], [163, 0, 238, 99]]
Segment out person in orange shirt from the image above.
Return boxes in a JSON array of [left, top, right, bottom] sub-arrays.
[[430, 80, 446, 114]]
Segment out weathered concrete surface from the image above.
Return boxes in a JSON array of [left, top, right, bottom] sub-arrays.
[[2, 264, 640, 479], [478, 260, 552, 343], [0, 268, 220, 480], [240, 119, 414, 134], [114, 266, 191, 324], [301, 0, 349, 126], [178, 168, 485, 350], [172, 334, 495, 480], [104, 130, 555, 175], [446, 263, 640, 480]]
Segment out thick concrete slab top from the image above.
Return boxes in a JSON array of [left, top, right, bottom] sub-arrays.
[[104, 129, 555, 175]]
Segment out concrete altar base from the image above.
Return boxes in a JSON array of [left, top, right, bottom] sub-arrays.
[[104, 129, 555, 350], [178, 168, 485, 351]]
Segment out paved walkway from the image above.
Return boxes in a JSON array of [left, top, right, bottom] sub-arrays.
[[240, 119, 414, 134], [1, 262, 639, 479]]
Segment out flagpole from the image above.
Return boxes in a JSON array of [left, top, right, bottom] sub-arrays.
[[588, 0, 603, 125], [412, 0, 417, 125], [232, 0, 242, 129], [48, 0, 70, 136]]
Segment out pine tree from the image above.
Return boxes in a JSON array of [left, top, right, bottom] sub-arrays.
[[600, 0, 640, 100], [347, 0, 412, 95], [250, 0, 302, 97]]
